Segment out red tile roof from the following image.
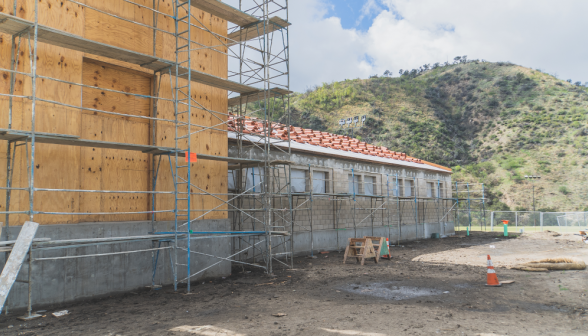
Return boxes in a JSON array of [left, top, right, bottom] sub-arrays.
[[227, 114, 428, 165]]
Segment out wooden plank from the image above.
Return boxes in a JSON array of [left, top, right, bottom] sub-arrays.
[[163, 65, 258, 94], [227, 17, 290, 45], [189, 0, 259, 27], [0, 129, 261, 163], [82, 59, 152, 120], [79, 114, 103, 222], [0, 13, 258, 93], [0, 221, 39, 312], [0, 12, 158, 66], [84, 8, 153, 57]]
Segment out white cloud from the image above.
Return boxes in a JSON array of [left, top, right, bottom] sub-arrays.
[[289, 0, 588, 91], [289, 0, 373, 91]]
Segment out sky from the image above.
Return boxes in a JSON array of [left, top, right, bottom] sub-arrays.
[[288, 0, 588, 92]]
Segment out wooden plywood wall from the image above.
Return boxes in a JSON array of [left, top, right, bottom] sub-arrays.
[[0, 0, 228, 225]]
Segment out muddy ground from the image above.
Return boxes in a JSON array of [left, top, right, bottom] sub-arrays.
[[0, 231, 587, 336]]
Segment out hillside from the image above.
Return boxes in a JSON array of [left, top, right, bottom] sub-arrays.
[[284, 61, 588, 212]]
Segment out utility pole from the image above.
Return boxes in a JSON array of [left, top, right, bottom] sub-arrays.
[[524, 175, 541, 227]]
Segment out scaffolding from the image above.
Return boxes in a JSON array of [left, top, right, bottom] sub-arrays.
[[0, 0, 291, 317], [452, 182, 487, 231], [0, 0, 483, 319], [230, 165, 458, 255]]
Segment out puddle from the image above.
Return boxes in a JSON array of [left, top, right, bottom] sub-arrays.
[[342, 282, 444, 300]]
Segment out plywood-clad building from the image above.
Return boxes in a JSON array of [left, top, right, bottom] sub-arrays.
[[0, 0, 229, 226], [0, 0, 273, 310]]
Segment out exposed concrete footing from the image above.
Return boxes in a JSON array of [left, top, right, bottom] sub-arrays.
[[1, 220, 231, 310]]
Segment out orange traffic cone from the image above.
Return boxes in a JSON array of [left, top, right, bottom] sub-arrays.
[[486, 255, 502, 287]]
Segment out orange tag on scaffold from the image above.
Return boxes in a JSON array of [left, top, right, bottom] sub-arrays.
[[185, 152, 197, 163]]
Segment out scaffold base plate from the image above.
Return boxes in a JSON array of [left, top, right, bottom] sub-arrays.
[[17, 313, 42, 321]]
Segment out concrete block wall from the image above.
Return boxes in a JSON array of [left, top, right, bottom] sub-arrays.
[[232, 196, 453, 231], [2, 219, 231, 310]]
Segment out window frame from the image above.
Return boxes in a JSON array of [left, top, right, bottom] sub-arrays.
[[348, 174, 360, 195], [311, 169, 330, 194], [363, 174, 377, 196], [404, 178, 414, 197], [290, 168, 308, 193]]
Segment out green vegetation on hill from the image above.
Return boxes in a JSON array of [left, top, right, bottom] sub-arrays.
[[284, 61, 588, 212]]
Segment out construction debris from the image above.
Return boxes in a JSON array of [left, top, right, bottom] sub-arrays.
[[52, 310, 70, 318], [512, 257, 586, 271]]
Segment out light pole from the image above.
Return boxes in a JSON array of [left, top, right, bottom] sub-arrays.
[[524, 175, 541, 211], [525, 175, 541, 228]]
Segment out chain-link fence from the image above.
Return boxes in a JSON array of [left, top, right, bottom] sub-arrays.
[[486, 211, 588, 233]]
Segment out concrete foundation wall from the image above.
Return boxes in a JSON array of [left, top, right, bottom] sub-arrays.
[[2, 219, 231, 310], [240, 221, 455, 260], [286, 222, 454, 256]]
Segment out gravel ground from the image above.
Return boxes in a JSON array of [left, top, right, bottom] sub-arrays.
[[0, 231, 586, 336]]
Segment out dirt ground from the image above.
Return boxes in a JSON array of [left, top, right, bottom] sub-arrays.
[[0, 231, 587, 336]]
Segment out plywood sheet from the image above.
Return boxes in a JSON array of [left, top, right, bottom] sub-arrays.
[[81, 59, 151, 222], [0, 0, 230, 224]]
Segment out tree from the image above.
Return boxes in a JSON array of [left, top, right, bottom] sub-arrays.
[[383, 70, 392, 77], [574, 81, 582, 86], [398, 69, 404, 76], [433, 62, 440, 69], [453, 56, 461, 64], [461, 55, 467, 63], [567, 79, 572, 83]]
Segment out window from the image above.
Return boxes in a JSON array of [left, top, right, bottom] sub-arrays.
[[312, 171, 327, 194], [228, 170, 237, 191], [426, 182, 435, 198], [291, 169, 306, 193], [388, 178, 399, 196], [245, 167, 265, 192], [404, 179, 414, 197], [364, 176, 375, 196], [348, 174, 359, 195]]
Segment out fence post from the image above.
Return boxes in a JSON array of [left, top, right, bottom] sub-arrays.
[[490, 211, 494, 231], [540, 212, 543, 232], [515, 212, 518, 227]]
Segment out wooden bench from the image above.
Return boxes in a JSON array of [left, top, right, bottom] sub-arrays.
[[363, 236, 389, 262], [343, 238, 378, 265]]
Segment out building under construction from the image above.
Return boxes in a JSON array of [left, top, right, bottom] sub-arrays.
[[0, 0, 476, 318]]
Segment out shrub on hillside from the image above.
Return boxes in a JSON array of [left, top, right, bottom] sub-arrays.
[[487, 98, 500, 108], [501, 157, 525, 170], [559, 186, 570, 195]]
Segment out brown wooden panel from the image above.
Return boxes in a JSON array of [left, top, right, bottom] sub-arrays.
[[81, 59, 151, 222], [82, 59, 152, 121], [84, 8, 153, 56], [79, 113, 103, 222], [0, 0, 229, 224]]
